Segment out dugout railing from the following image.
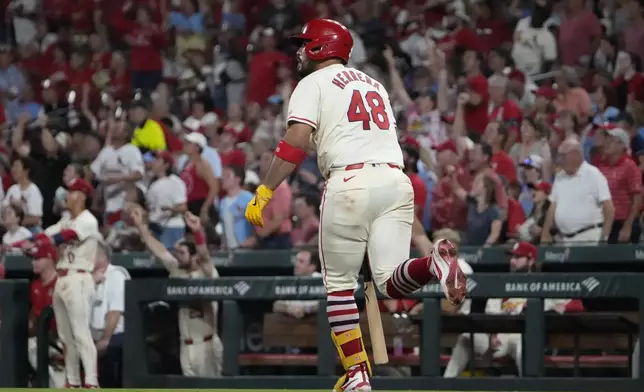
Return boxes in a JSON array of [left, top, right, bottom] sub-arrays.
[[122, 273, 644, 391]]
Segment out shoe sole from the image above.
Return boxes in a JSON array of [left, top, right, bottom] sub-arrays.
[[445, 259, 466, 305]]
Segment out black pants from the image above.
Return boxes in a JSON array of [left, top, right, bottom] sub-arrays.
[[608, 219, 641, 244], [257, 233, 292, 249], [98, 333, 123, 388]]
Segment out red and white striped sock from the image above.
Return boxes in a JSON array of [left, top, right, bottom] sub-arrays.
[[385, 257, 436, 298], [327, 290, 363, 361]]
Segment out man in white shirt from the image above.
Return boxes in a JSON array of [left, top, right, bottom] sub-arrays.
[[90, 118, 144, 227], [3, 157, 44, 232], [91, 241, 130, 387], [541, 138, 614, 244], [511, 14, 558, 76], [145, 151, 188, 248]]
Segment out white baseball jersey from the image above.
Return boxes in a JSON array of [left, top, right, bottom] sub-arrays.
[[90, 144, 145, 213], [287, 64, 404, 176], [168, 262, 220, 341], [45, 210, 102, 271]]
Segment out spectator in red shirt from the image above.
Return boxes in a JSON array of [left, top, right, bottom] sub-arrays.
[[403, 146, 427, 220], [257, 149, 293, 249], [597, 128, 643, 243], [612, 51, 644, 108], [291, 192, 320, 246], [483, 121, 518, 184], [488, 74, 522, 148], [218, 127, 246, 168], [88, 32, 112, 71], [430, 140, 473, 231], [437, 12, 482, 58], [469, 142, 509, 214], [108, 52, 132, 103], [113, 4, 166, 91], [66, 50, 93, 91], [223, 103, 253, 144], [246, 28, 290, 106], [558, 0, 602, 66], [460, 49, 489, 137]]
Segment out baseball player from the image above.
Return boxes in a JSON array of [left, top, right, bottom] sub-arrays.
[[443, 242, 583, 377], [244, 18, 467, 392], [8, 178, 102, 388], [27, 243, 65, 388], [131, 208, 223, 377]]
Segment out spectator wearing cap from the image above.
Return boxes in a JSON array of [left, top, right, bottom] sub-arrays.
[[488, 75, 522, 147], [510, 118, 552, 182], [612, 51, 644, 109], [218, 126, 246, 168], [90, 117, 145, 227], [112, 4, 167, 92], [129, 93, 167, 152], [542, 138, 614, 245], [596, 128, 643, 243], [0, 44, 26, 123], [403, 146, 428, 221], [91, 241, 130, 388], [517, 154, 545, 215], [218, 165, 255, 249], [613, 112, 644, 165], [460, 49, 490, 137], [483, 121, 517, 184], [180, 132, 219, 223], [1, 204, 31, 247], [517, 181, 552, 243], [553, 66, 594, 120], [532, 85, 557, 123], [558, 0, 602, 67], [507, 69, 537, 111], [430, 140, 473, 232], [511, 2, 558, 76], [27, 243, 64, 388], [145, 151, 188, 249], [246, 27, 291, 107], [3, 157, 44, 233]]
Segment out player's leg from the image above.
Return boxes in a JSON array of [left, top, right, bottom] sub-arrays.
[[367, 171, 465, 302], [505, 333, 523, 376], [64, 274, 98, 387], [319, 185, 371, 391], [52, 283, 82, 386], [179, 343, 196, 376], [27, 336, 38, 371], [211, 334, 224, 376], [444, 333, 489, 377]]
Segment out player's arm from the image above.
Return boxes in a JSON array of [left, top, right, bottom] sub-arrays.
[[130, 207, 179, 271], [185, 212, 213, 276], [262, 123, 315, 191]]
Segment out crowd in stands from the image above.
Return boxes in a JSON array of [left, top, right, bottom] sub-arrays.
[[0, 0, 642, 253]]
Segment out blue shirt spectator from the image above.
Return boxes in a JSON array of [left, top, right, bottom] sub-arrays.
[[169, 11, 205, 34], [219, 166, 254, 249], [0, 56, 26, 124]]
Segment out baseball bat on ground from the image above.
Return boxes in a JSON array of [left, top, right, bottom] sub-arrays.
[[362, 260, 389, 365]]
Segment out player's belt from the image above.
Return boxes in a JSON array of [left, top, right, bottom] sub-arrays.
[[57, 269, 90, 277], [343, 163, 401, 171], [183, 334, 213, 345]]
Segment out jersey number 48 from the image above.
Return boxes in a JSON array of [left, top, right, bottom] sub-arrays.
[[347, 90, 390, 131]]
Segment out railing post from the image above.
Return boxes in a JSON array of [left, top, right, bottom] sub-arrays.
[[123, 280, 146, 388], [35, 307, 55, 387], [524, 298, 545, 377], [222, 300, 240, 376], [316, 299, 334, 376], [0, 281, 30, 387], [637, 291, 644, 383], [420, 298, 441, 376]]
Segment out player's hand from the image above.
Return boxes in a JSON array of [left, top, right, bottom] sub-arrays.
[[245, 185, 273, 227], [184, 211, 202, 232]]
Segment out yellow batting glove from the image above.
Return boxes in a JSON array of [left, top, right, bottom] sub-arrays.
[[245, 184, 273, 227]]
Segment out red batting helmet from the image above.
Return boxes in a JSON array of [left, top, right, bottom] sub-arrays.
[[290, 19, 353, 63]]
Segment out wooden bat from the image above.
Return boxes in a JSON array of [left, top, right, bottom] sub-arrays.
[[362, 261, 389, 365]]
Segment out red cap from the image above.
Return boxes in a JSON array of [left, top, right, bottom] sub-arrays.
[[508, 69, 526, 84], [535, 86, 557, 100], [155, 150, 175, 166], [30, 243, 58, 260], [0, 264, 4, 279], [222, 125, 239, 140], [399, 134, 420, 149], [432, 139, 458, 154], [67, 178, 93, 198], [529, 181, 552, 195], [599, 122, 617, 131], [508, 241, 538, 259]]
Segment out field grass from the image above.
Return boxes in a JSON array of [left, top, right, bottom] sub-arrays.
[[0, 390, 519, 392]]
